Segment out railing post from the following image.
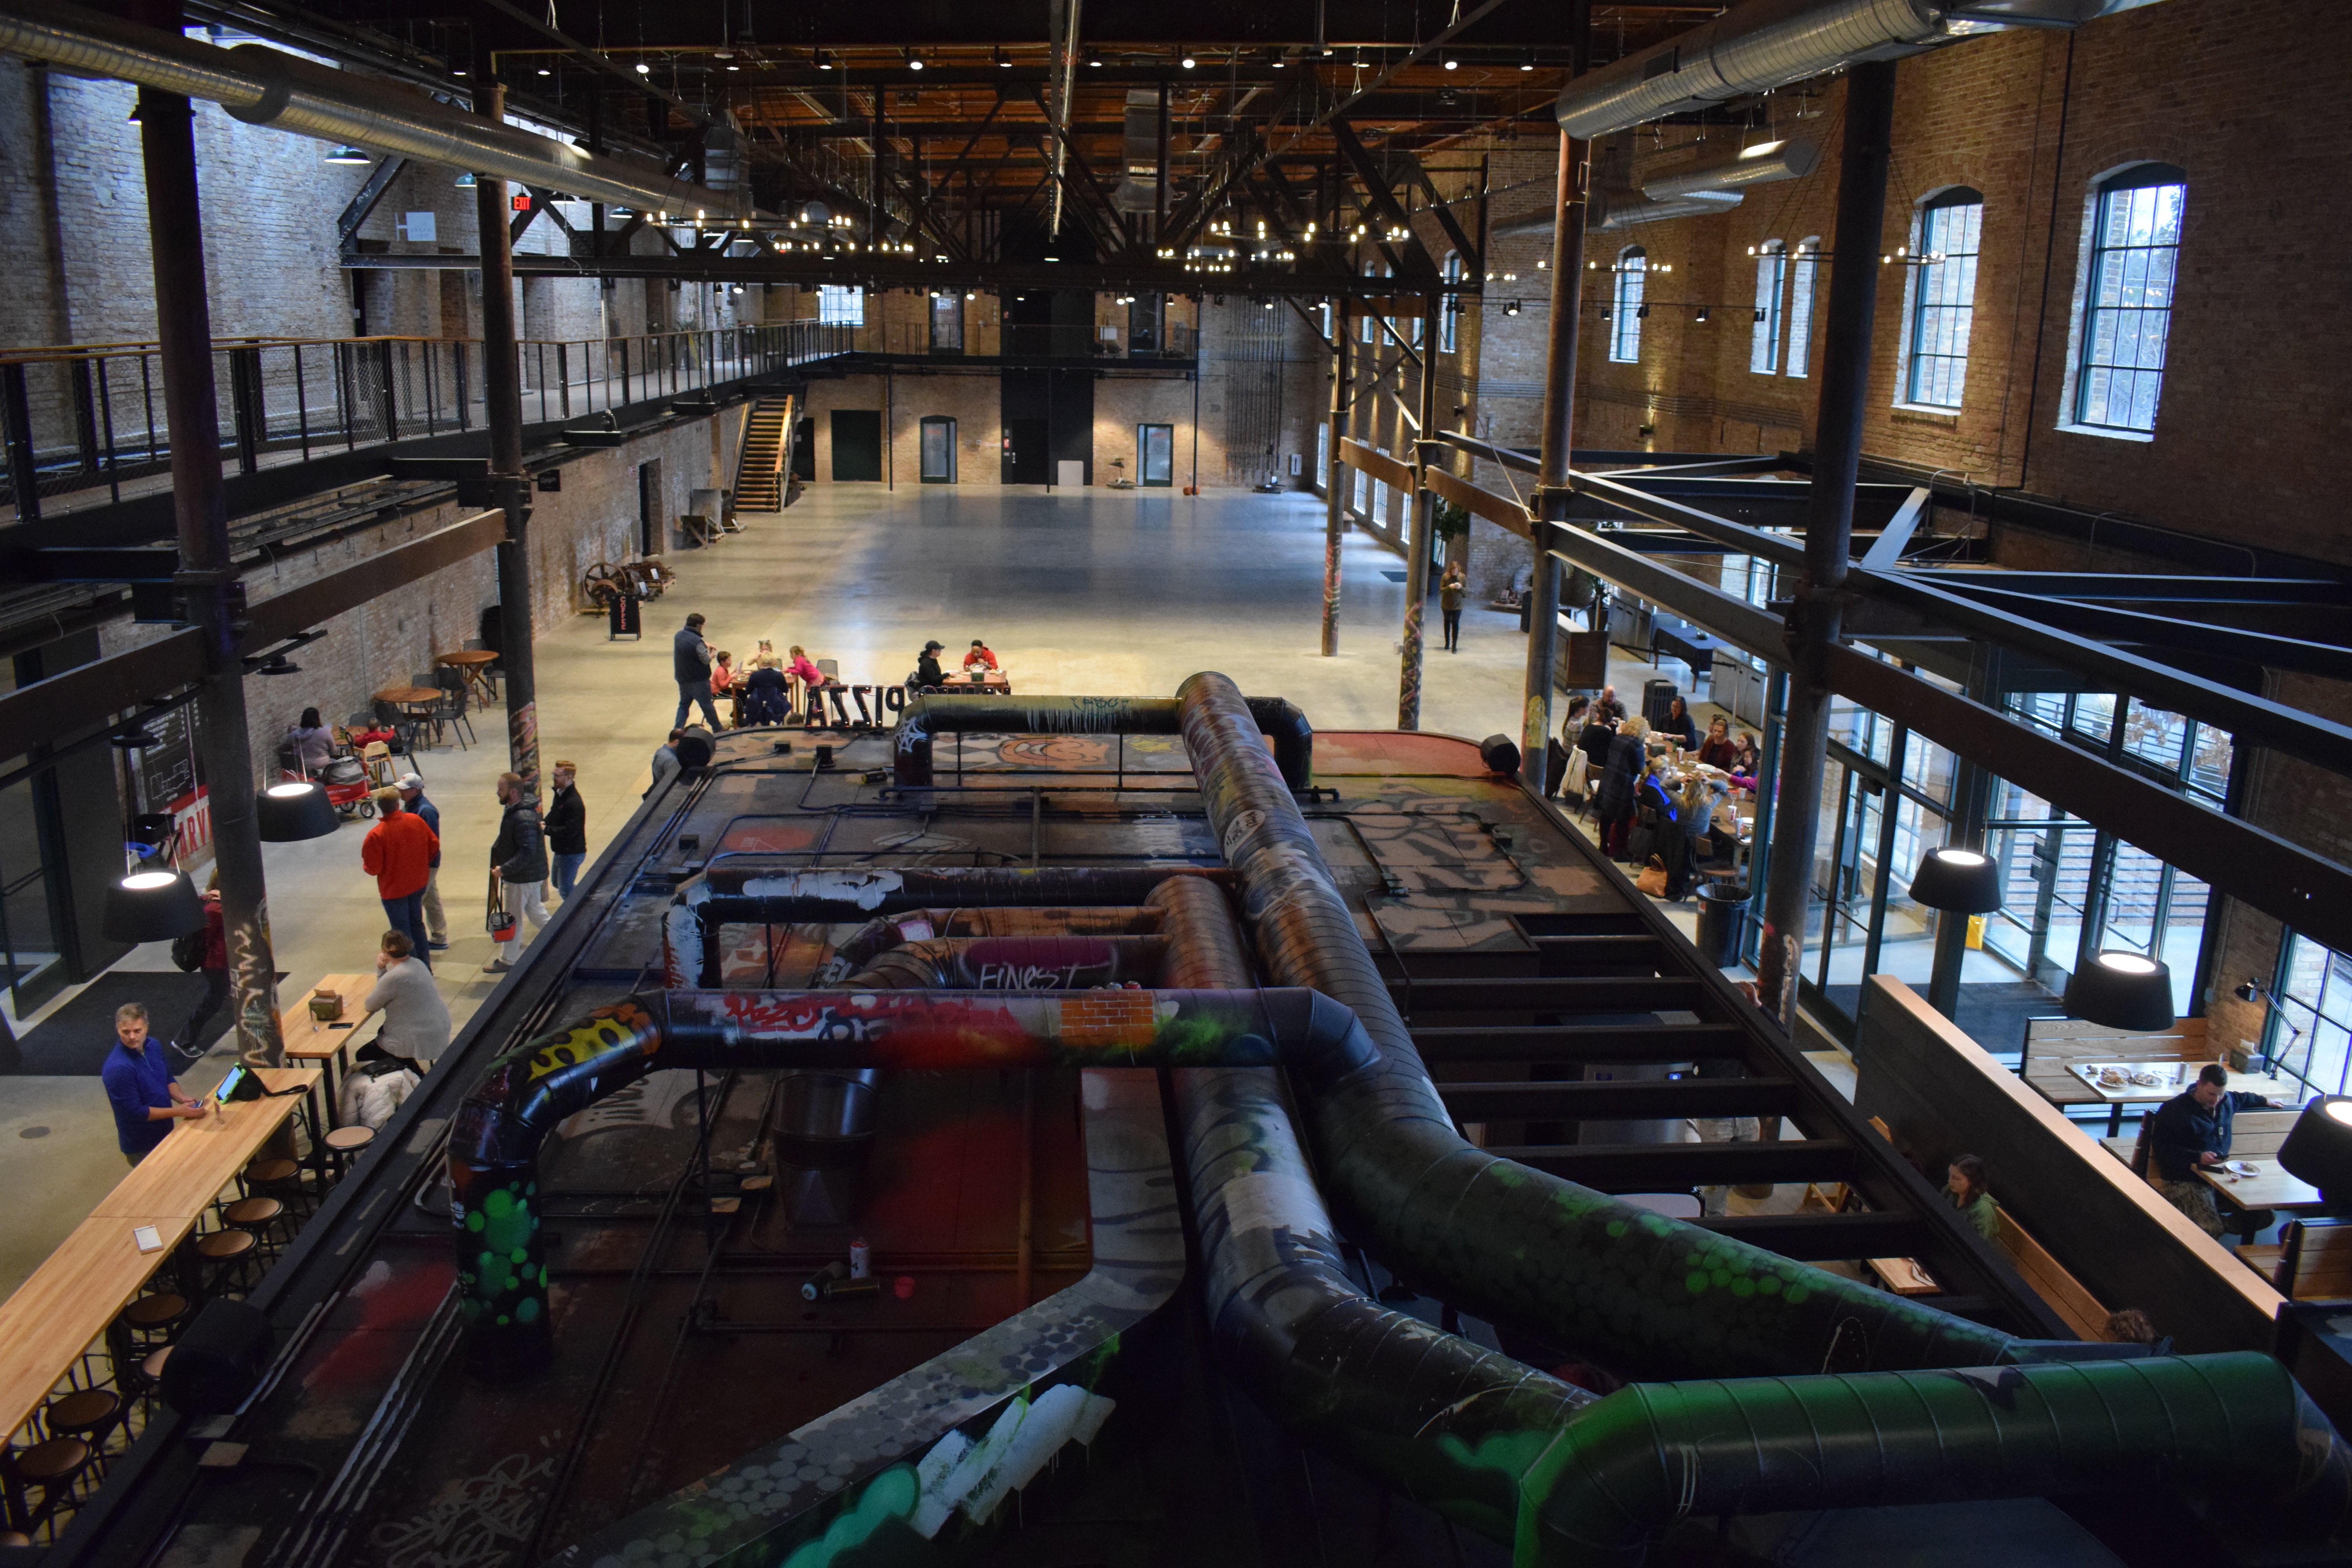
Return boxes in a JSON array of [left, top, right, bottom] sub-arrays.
[[1321, 300, 1348, 656], [229, 343, 262, 474], [1, 363, 40, 521], [69, 357, 100, 475], [379, 340, 398, 442], [558, 341, 570, 419], [455, 340, 471, 432]]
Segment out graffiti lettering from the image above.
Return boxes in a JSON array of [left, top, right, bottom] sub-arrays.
[[370, 1450, 555, 1568]]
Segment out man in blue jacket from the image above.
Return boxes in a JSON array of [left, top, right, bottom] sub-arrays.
[[673, 612, 720, 730], [102, 1002, 209, 1165], [2150, 1063, 2285, 1237]]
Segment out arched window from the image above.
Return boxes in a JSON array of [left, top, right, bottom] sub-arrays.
[[1749, 240, 1786, 374], [1609, 247, 1646, 363], [1904, 187, 1984, 408], [2073, 163, 2187, 433], [1439, 252, 1463, 354], [1785, 238, 1822, 377]]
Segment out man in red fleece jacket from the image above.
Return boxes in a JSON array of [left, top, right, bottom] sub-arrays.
[[361, 788, 439, 969]]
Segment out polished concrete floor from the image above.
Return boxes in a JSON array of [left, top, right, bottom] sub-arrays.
[[0, 484, 1807, 1295]]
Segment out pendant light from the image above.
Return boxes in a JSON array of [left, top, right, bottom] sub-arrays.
[[2065, 951, 2175, 1033], [102, 868, 205, 944], [2279, 1098, 2352, 1207], [257, 779, 340, 842], [1908, 846, 2002, 914]]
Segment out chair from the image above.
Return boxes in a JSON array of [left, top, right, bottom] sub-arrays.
[[322, 1124, 375, 1183], [194, 1229, 261, 1300], [426, 669, 475, 749], [370, 700, 426, 764]]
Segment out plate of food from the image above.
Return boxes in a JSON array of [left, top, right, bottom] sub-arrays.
[[2229, 1160, 2261, 1176], [2096, 1067, 2129, 1088], [2131, 1069, 2166, 1087]]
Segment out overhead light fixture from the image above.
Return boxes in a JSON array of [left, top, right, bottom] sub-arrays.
[[995, 46, 1011, 69], [2280, 1099, 2352, 1207], [537, 67, 552, 76], [816, 51, 835, 70], [257, 780, 339, 843], [325, 145, 369, 164], [1442, 56, 1458, 71], [1181, 52, 1196, 68], [635, 61, 652, 74], [1503, 300, 1520, 316], [102, 868, 204, 943], [1520, 52, 1536, 71], [455, 171, 477, 189], [1909, 846, 2002, 914], [907, 51, 923, 71], [1087, 51, 1102, 67], [108, 722, 158, 751], [2065, 951, 2176, 1033], [1694, 306, 1710, 323], [254, 652, 302, 676]]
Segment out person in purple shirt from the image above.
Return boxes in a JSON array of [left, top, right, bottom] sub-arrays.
[[100, 1002, 209, 1165]]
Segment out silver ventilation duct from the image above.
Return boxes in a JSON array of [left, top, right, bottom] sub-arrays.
[[1112, 89, 1158, 215], [1642, 136, 1822, 200], [0, 0, 743, 220], [1556, 0, 2171, 140], [1593, 186, 1744, 232]]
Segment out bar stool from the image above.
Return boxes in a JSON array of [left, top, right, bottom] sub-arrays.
[[114, 1294, 188, 1354], [223, 1196, 289, 1259], [3, 1438, 91, 1539], [125, 1348, 171, 1421], [243, 1156, 311, 1220], [321, 1125, 374, 1183], [194, 1229, 261, 1300], [41, 1391, 122, 1477]]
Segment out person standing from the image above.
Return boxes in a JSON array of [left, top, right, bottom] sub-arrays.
[[673, 612, 720, 730], [170, 875, 228, 1062], [546, 760, 586, 900], [1439, 561, 1467, 652], [1594, 716, 1650, 860], [360, 788, 437, 968], [486, 771, 549, 974], [396, 773, 447, 950], [102, 1002, 208, 1166], [358, 930, 450, 1064]]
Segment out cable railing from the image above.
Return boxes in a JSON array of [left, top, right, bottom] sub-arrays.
[[840, 321, 1198, 360], [0, 321, 853, 520]]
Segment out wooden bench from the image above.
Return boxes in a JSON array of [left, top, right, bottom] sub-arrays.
[[1993, 1203, 2113, 1340]]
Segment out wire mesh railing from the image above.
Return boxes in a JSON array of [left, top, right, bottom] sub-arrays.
[[0, 321, 852, 520]]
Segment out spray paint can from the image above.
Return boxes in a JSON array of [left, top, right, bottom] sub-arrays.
[[849, 1238, 871, 1279], [800, 1261, 848, 1301]]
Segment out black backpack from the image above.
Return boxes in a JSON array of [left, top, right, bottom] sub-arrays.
[[171, 929, 205, 972]]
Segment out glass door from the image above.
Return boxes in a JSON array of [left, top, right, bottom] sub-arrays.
[[1138, 424, 1174, 486], [918, 417, 956, 484]]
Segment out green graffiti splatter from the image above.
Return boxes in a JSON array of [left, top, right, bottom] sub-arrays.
[[780, 1464, 920, 1568]]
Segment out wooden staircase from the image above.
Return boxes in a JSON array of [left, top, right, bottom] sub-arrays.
[[733, 395, 794, 511]]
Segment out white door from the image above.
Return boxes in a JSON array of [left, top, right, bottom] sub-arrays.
[[1056, 459, 1085, 490]]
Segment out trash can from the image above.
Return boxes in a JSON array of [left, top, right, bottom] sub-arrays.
[[1643, 678, 1679, 730], [1693, 881, 1749, 967]]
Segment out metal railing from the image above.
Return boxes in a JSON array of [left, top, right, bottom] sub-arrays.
[[0, 321, 853, 519], [843, 321, 1196, 361]]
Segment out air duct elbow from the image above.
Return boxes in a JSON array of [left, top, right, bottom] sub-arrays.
[[1592, 187, 1744, 232], [1641, 137, 1822, 200]]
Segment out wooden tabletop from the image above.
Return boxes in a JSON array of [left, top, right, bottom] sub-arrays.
[[2027, 1059, 2291, 1110], [436, 650, 497, 666], [1868, 1256, 1942, 1296], [374, 685, 440, 705], [2197, 1109, 2326, 1212], [281, 974, 376, 1062], [0, 1212, 200, 1442], [87, 1067, 315, 1221]]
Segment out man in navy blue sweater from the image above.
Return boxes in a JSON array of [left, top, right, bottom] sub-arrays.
[[101, 1002, 209, 1165]]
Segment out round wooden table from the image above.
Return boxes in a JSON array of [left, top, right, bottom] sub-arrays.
[[435, 650, 499, 710], [374, 686, 439, 706]]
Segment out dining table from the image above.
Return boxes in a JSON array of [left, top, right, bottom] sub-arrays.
[[937, 670, 1012, 695], [279, 973, 378, 1131], [435, 649, 499, 710]]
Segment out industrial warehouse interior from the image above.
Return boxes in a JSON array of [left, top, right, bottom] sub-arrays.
[[3, 0, 2352, 1563]]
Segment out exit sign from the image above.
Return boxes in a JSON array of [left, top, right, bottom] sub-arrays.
[[511, 191, 532, 212]]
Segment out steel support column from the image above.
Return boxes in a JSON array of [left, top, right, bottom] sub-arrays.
[[1756, 60, 1896, 1025], [1399, 294, 1440, 728], [136, 76, 283, 1067], [1522, 123, 1588, 796], [1926, 647, 1998, 1018], [474, 75, 539, 787], [1321, 302, 1349, 657]]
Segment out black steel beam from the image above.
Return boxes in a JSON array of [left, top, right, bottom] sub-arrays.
[[1392, 976, 1709, 1013], [1931, 582, 2352, 679], [1485, 1139, 1856, 1189], [1411, 1024, 1756, 1063], [1437, 1077, 1801, 1120]]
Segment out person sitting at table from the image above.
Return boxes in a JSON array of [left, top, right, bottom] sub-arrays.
[[1575, 705, 1617, 781], [1548, 696, 1589, 799], [1941, 1153, 2001, 1241], [784, 646, 827, 716], [286, 707, 336, 774], [1658, 695, 1700, 751], [357, 929, 449, 1069], [102, 1001, 209, 1166], [1733, 731, 1761, 775], [1666, 771, 1728, 900], [913, 640, 947, 690], [2149, 1063, 2286, 1238], [964, 639, 999, 672], [742, 656, 792, 725], [1697, 715, 1739, 770]]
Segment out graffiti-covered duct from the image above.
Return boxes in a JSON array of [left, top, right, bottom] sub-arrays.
[[892, 693, 1312, 789]]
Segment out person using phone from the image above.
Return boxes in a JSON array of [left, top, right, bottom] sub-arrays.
[[358, 929, 450, 1067], [102, 1001, 209, 1166]]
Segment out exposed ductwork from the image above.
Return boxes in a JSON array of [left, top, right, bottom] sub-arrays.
[[1592, 185, 1746, 232], [1555, 0, 2171, 140], [0, 0, 743, 219], [1112, 89, 1159, 214], [891, 693, 1313, 791], [1641, 136, 1823, 200]]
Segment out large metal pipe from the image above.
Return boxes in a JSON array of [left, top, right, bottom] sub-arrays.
[[839, 934, 1169, 990], [1641, 136, 1822, 200], [827, 906, 1162, 976], [0, 0, 741, 218], [891, 693, 1311, 790], [448, 985, 1383, 1366]]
